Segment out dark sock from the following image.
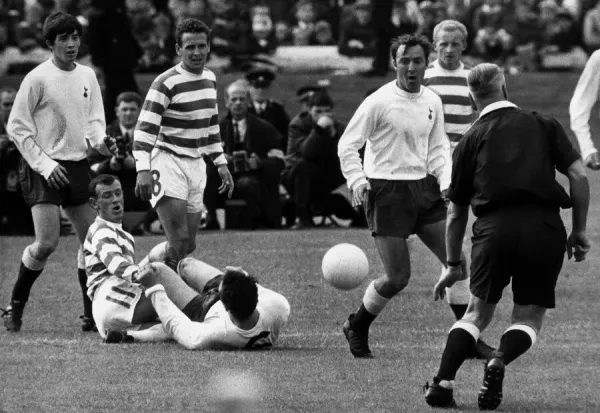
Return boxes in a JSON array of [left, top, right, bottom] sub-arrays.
[[450, 304, 468, 320], [436, 327, 478, 381], [498, 329, 533, 365], [11, 262, 43, 305], [351, 304, 377, 332], [78, 268, 93, 318]]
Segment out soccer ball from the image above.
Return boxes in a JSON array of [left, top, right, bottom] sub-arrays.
[[322, 243, 369, 290]]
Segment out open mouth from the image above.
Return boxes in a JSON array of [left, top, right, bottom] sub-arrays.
[[112, 205, 122, 213]]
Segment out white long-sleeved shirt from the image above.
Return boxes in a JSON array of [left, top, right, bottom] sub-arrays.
[[338, 82, 452, 191], [7, 59, 108, 179], [569, 49, 600, 160], [145, 284, 290, 350]]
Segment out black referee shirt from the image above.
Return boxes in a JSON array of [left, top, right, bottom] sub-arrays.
[[448, 102, 580, 217]]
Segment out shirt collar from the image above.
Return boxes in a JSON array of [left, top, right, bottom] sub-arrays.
[[119, 124, 133, 137], [479, 100, 518, 118], [97, 216, 123, 229], [233, 117, 247, 126]]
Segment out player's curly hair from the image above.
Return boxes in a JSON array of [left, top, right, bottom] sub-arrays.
[[389, 34, 432, 63], [220, 268, 259, 321], [175, 18, 211, 46], [43, 12, 83, 45]]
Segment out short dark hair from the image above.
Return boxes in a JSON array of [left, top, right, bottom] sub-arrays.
[[115, 91, 143, 108], [390, 34, 432, 63], [309, 90, 334, 108], [89, 174, 119, 198], [43, 12, 83, 45], [219, 268, 258, 321], [175, 18, 211, 46]]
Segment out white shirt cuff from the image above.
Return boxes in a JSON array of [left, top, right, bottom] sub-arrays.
[[144, 284, 165, 297]]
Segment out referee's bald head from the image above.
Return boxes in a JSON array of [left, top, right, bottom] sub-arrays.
[[467, 63, 506, 100]]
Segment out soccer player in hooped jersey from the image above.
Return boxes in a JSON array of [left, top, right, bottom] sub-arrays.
[[2, 12, 117, 333], [133, 18, 234, 271]]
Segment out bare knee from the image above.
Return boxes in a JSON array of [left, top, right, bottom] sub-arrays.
[[178, 257, 195, 275], [32, 239, 59, 259], [376, 272, 410, 297]]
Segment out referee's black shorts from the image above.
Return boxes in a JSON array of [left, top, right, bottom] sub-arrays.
[[364, 175, 447, 238], [19, 158, 92, 208], [469, 204, 567, 308]]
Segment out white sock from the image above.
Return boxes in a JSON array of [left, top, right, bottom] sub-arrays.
[[505, 324, 537, 346], [363, 281, 390, 315], [450, 320, 481, 341], [77, 246, 86, 270], [22, 246, 46, 271]]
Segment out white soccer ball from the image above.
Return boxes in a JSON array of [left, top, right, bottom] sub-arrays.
[[322, 243, 369, 290]]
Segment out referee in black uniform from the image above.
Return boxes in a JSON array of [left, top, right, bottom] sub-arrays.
[[424, 63, 590, 410]]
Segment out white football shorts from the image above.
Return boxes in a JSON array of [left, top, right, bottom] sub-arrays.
[[92, 275, 144, 338], [149, 149, 207, 213]]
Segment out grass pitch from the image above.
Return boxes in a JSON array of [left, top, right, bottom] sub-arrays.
[[1, 71, 600, 412]]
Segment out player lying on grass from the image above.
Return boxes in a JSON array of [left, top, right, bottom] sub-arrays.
[[85, 174, 290, 350], [106, 257, 291, 350]]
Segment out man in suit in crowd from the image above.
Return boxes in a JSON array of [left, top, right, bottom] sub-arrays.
[[88, 91, 150, 229], [246, 68, 291, 147], [203, 80, 285, 229]]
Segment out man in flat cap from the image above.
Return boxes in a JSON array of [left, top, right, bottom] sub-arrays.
[[246, 68, 291, 148]]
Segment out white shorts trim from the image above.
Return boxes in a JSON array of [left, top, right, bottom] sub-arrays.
[[92, 275, 143, 337], [149, 149, 207, 213]]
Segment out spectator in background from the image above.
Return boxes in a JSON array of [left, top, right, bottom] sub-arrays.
[[0, 87, 15, 136], [246, 68, 291, 148], [168, 0, 213, 26], [134, 12, 176, 73], [274, 20, 294, 45], [541, 7, 582, 54], [204, 80, 285, 229], [418, 1, 447, 41], [249, 4, 277, 55], [207, 0, 253, 71], [338, 0, 376, 57], [313, 19, 335, 45], [583, 0, 600, 53], [2, 18, 51, 75], [88, 0, 142, 124], [296, 84, 323, 113], [283, 90, 357, 229], [87, 91, 150, 233], [472, 0, 514, 64], [291, 0, 322, 45]]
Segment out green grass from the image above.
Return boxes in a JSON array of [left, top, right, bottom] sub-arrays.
[[1, 71, 600, 412]]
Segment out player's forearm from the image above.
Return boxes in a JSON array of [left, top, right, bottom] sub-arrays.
[[146, 286, 207, 350], [569, 53, 600, 159], [570, 173, 590, 233], [446, 202, 469, 264]]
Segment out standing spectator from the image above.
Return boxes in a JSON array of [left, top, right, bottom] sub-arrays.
[[87, 92, 150, 227], [246, 68, 291, 147], [87, 0, 142, 124], [1, 12, 116, 333], [249, 5, 277, 55], [0, 87, 15, 136], [283, 90, 356, 229], [424, 63, 590, 410], [205, 80, 285, 229], [583, 0, 600, 53], [133, 18, 234, 271], [337, 35, 469, 359], [570, 49, 600, 169], [472, 0, 514, 64], [338, 0, 376, 57], [207, 0, 253, 71]]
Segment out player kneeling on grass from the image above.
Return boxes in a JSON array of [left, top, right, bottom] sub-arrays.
[[105, 256, 291, 351], [84, 174, 222, 338]]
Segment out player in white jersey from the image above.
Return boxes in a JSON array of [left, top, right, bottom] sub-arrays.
[[2, 12, 117, 333], [85, 174, 226, 338], [569, 49, 600, 170], [105, 259, 291, 350], [337, 34, 472, 359], [133, 18, 234, 273]]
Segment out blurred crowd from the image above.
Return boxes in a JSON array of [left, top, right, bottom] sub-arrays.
[[1, 0, 600, 78]]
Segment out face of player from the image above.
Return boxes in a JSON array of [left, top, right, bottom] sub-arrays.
[[48, 30, 80, 71], [226, 87, 249, 120], [91, 181, 124, 223], [435, 29, 466, 71], [393, 44, 427, 93], [309, 105, 333, 124], [116, 101, 141, 130], [0, 91, 15, 125], [176, 32, 210, 74]]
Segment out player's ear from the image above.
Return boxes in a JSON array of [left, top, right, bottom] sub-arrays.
[[89, 197, 98, 211], [175, 43, 182, 56]]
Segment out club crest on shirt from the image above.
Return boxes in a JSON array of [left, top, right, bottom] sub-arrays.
[[83, 86, 88, 98], [428, 106, 433, 120]]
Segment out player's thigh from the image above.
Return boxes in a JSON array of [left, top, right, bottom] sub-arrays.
[[373, 235, 411, 286], [512, 211, 566, 309], [30, 203, 62, 252], [62, 202, 96, 244], [469, 217, 513, 305], [156, 196, 190, 237], [185, 157, 207, 214], [179, 257, 223, 293], [148, 150, 188, 210]]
